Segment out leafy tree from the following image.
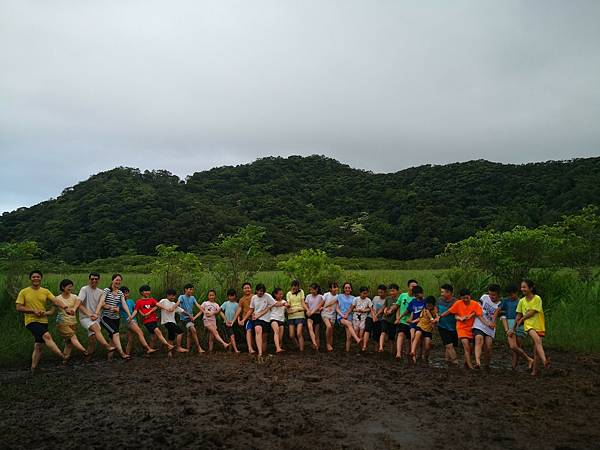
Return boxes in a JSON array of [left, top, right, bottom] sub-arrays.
[[151, 244, 203, 294], [0, 241, 40, 307], [556, 205, 600, 280], [277, 249, 342, 288]]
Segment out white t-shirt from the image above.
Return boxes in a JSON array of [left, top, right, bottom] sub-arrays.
[[321, 292, 338, 318], [250, 293, 275, 321], [158, 298, 185, 324], [473, 294, 501, 338], [269, 299, 288, 322], [352, 297, 373, 317], [78, 285, 104, 319]]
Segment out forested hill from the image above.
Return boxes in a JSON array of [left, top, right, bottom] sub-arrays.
[[1, 155, 599, 263]]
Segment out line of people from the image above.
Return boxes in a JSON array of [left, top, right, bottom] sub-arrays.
[[15, 271, 550, 375]]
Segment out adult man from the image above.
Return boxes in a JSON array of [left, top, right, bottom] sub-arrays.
[[78, 272, 115, 357]]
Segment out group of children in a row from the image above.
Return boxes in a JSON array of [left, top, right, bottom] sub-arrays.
[[16, 270, 550, 375]]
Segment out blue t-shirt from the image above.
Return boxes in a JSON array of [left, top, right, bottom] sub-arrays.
[[178, 294, 197, 321], [406, 298, 426, 323], [436, 297, 456, 331], [337, 294, 355, 320], [500, 297, 519, 320], [120, 298, 136, 321], [220, 301, 239, 322]]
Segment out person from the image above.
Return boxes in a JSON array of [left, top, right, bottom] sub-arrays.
[[500, 284, 533, 370], [437, 284, 459, 367], [286, 280, 306, 351], [269, 287, 287, 353], [379, 283, 400, 353], [197, 290, 230, 352], [131, 285, 174, 351], [409, 296, 437, 364], [472, 284, 502, 369], [178, 284, 205, 354], [249, 283, 277, 357], [398, 285, 426, 358], [515, 279, 550, 376], [394, 280, 417, 359], [304, 283, 324, 350], [78, 272, 116, 358], [120, 286, 156, 356], [364, 284, 386, 352], [15, 270, 68, 371], [158, 288, 193, 356], [352, 286, 375, 351], [321, 282, 339, 352], [238, 283, 256, 354], [437, 288, 482, 369], [337, 282, 362, 351], [55, 279, 88, 361], [98, 274, 130, 359], [219, 289, 241, 353]]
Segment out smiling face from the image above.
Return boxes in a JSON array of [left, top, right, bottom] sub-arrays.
[[408, 282, 418, 294], [360, 291, 368, 299], [63, 283, 73, 295], [89, 275, 100, 288], [343, 284, 352, 295], [167, 293, 176, 301], [377, 288, 386, 298], [30, 273, 42, 287], [309, 287, 317, 296], [141, 290, 151, 298], [185, 287, 194, 296], [488, 291, 499, 302], [440, 288, 452, 300], [520, 282, 531, 296], [274, 290, 284, 301], [389, 288, 399, 298], [330, 286, 339, 295], [208, 291, 216, 302], [243, 284, 252, 296], [111, 276, 122, 290]]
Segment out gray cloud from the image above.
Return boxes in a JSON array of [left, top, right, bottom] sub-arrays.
[[1, 0, 599, 212]]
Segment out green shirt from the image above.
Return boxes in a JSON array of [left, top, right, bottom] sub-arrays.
[[396, 292, 413, 325], [383, 296, 398, 323]]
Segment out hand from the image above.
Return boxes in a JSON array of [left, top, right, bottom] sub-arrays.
[[113, 306, 119, 313], [35, 310, 44, 317], [128, 316, 133, 323], [237, 319, 243, 326], [507, 329, 514, 336], [91, 314, 98, 321], [66, 308, 76, 316], [488, 322, 496, 329], [226, 320, 232, 327]]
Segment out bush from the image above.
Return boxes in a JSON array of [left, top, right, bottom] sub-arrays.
[[277, 249, 342, 290]]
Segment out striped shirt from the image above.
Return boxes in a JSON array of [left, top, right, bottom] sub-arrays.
[[102, 288, 123, 320]]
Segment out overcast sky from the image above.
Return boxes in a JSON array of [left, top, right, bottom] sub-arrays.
[[1, 0, 599, 213]]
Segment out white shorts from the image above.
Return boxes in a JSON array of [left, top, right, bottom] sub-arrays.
[[321, 313, 336, 323], [185, 321, 196, 330], [80, 317, 100, 336]]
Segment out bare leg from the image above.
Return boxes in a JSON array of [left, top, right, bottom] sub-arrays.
[[111, 333, 129, 358], [307, 318, 318, 349], [190, 327, 205, 353], [529, 330, 549, 375], [345, 327, 352, 352], [63, 341, 73, 360], [246, 327, 256, 354], [42, 332, 67, 360], [31, 343, 43, 371], [126, 331, 134, 355], [363, 329, 370, 352], [176, 334, 188, 352], [314, 324, 321, 349], [89, 324, 114, 351], [461, 339, 473, 369], [423, 337, 432, 362], [341, 319, 361, 344], [484, 336, 493, 368], [131, 323, 154, 353], [271, 322, 283, 352], [445, 343, 458, 366], [395, 332, 404, 358], [509, 334, 533, 368], [230, 332, 240, 353], [87, 334, 97, 356], [209, 326, 230, 349], [379, 332, 387, 352], [288, 324, 298, 349], [255, 326, 264, 356], [154, 329, 174, 350], [474, 335, 484, 368], [296, 323, 305, 351], [324, 319, 334, 351], [410, 332, 422, 363], [69, 335, 87, 354]]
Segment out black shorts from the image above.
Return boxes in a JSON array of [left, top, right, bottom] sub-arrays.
[[365, 317, 374, 333], [381, 321, 397, 339], [368, 319, 382, 340], [416, 327, 432, 340], [307, 314, 322, 326], [438, 327, 458, 347], [396, 323, 411, 339], [255, 320, 271, 332], [270, 320, 285, 327], [101, 317, 121, 337], [26, 322, 49, 343], [145, 322, 159, 334], [472, 328, 492, 339], [165, 322, 183, 341]]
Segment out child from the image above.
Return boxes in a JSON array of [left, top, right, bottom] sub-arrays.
[[238, 283, 256, 354], [120, 286, 156, 356], [321, 282, 339, 352], [196, 290, 230, 352], [352, 286, 375, 351], [249, 283, 276, 357], [178, 283, 205, 354], [515, 279, 550, 376], [158, 288, 193, 356], [472, 284, 502, 369], [500, 284, 533, 370], [365, 284, 386, 352], [394, 280, 417, 360], [131, 285, 174, 352], [337, 282, 362, 352], [304, 283, 324, 350], [437, 284, 458, 367], [379, 283, 400, 353], [410, 296, 437, 364], [219, 289, 241, 353], [269, 287, 287, 353], [437, 288, 482, 369], [286, 280, 306, 351], [55, 279, 88, 361], [399, 285, 426, 359]]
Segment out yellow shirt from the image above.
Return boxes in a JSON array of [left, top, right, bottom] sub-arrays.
[[417, 308, 437, 333], [286, 290, 306, 320], [55, 294, 78, 326], [15, 287, 55, 325], [516, 295, 545, 333]]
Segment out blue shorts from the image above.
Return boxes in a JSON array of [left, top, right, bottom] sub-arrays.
[[507, 319, 526, 338], [288, 318, 305, 326], [245, 320, 255, 331]]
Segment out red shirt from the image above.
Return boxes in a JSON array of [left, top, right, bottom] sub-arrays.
[[135, 298, 158, 324]]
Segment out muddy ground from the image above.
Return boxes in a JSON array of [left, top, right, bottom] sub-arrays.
[[1, 338, 599, 450]]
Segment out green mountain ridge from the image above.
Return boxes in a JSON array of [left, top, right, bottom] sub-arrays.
[[2, 155, 599, 263]]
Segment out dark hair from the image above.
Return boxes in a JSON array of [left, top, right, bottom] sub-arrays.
[[29, 270, 43, 279], [89, 272, 100, 279], [521, 279, 537, 295], [166, 288, 177, 296], [412, 285, 424, 295], [309, 283, 321, 294], [110, 273, 122, 289], [505, 284, 519, 295], [227, 288, 237, 297], [272, 287, 283, 297], [459, 288, 471, 297], [207, 289, 217, 296], [425, 295, 436, 306], [342, 282, 353, 292], [328, 281, 339, 289], [121, 286, 130, 294], [407, 279, 418, 286], [255, 283, 266, 293], [59, 279, 73, 291], [388, 283, 400, 290], [291, 279, 300, 287], [183, 283, 194, 290], [487, 284, 501, 294], [242, 282, 252, 289], [440, 283, 454, 293], [377, 284, 387, 291], [359, 286, 369, 293], [139, 284, 151, 294]]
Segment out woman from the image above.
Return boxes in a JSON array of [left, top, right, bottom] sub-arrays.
[[286, 279, 306, 351], [99, 274, 131, 359], [337, 282, 362, 352], [55, 278, 88, 361]]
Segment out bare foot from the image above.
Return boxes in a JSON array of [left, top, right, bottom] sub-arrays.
[[146, 348, 158, 354], [166, 343, 175, 351], [107, 346, 116, 352], [234, 350, 241, 354], [544, 357, 551, 369], [276, 349, 285, 354], [120, 353, 132, 360], [354, 337, 361, 344], [198, 348, 206, 354], [177, 347, 189, 353]]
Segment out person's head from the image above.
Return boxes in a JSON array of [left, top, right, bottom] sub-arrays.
[[309, 283, 320, 295], [328, 281, 339, 295], [272, 287, 284, 300], [459, 288, 471, 301], [412, 285, 424, 299], [342, 282, 353, 295], [59, 278, 73, 295], [110, 273, 123, 290], [388, 283, 399, 298], [183, 283, 194, 296], [505, 284, 519, 299], [377, 284, 387, 298], [359, 286, 369, 298], [440, 283, 453, 300], [166, 288, 177, 300], [255, 283, 266, 296], [29, 270, 43, 287], [89, 272, 100, 288], [407, 279, 418, 294], [487, 284, 501, 302], [425, 296, 436, 310], [207, 289, 217, 301], [242, 282, 252, 296], [139, 284, 151, 298], [521, 279, 536, 296], [121, 286, 130, 298], [227, 288, 237, 301], [291, 279, 301, 293]]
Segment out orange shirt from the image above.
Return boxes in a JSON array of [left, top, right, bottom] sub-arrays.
[[447, 300, 482, 339], [239, 295, 253, 320]]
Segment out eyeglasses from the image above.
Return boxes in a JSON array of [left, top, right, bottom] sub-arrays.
[[90, 277, 100, 281]]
